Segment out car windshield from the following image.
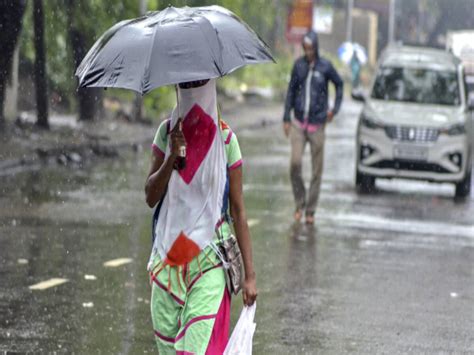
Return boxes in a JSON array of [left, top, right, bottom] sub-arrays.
[[371, 67, 461, 106]]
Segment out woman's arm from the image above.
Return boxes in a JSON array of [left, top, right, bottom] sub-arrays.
[[145, 119, 186, 208], [229, 166, 257, 306], [145, 154, 173, 208]]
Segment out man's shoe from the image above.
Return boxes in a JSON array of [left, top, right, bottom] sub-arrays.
[[305, 214, 315, 225], [294, 210, 303, 222]]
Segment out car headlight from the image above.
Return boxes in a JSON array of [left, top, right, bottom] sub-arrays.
[[440, 123, 466, 136], [360, 113, 384, 129]]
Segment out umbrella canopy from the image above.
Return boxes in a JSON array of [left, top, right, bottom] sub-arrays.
[[338, 42, 367, 65], [75, 5, 275, 94]]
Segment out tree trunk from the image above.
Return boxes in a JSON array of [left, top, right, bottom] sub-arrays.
[[5, 46, 20, 120], [66, 0, 102, 121], [132, 0, 148, 122], [33, 0, 49, 128], [0, 1, 26, 128]]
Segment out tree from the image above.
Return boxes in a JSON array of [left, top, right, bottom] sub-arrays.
[[425, 0, 474, 47], [132, 0, 149, 122], [397, 0, 474, 47], [33, 0, 49, 128], [0, 0, 26, 127], [65, 0, 102, 121], [63, 0, 140, 121]]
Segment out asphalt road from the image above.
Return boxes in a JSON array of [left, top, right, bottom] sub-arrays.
[[0, 98, 473, 354]]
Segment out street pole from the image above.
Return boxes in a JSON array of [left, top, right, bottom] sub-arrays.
[[388, 0, 396, 44], [346, 0, 354, 43], [139, 0, 147, 16]]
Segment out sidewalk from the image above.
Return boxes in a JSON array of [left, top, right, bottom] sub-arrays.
[[0, 113, 155, 176], [0, 98, 283, 177]]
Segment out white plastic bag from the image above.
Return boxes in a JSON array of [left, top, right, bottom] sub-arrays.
[[224, 303, 257, 355]]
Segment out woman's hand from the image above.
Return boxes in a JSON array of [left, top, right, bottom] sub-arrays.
[[170, 118, 186, 158], [242, 273, 257, 306]]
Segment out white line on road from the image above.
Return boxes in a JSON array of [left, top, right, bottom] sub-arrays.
[[29, 278, 69, 290], [103, 258, 133, 267]]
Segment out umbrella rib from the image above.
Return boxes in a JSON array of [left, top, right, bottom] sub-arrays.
[[76, 19, 133, 81], [190, 16, 224, 77], [142, 22, 159, 94]]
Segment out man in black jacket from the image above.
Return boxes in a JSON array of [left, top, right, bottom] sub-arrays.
[[283, 30, 343, 224]]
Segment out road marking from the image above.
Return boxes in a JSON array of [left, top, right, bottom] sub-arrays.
[[84, 274, 97, 280], [29, 278, 68, 290], [82, 302, 94, 308], [17, 259, 28, 265], [103, 258, 133, 267], [247, 219, 260, 228]]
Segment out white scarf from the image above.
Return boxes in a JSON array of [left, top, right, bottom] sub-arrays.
[[149, 79, 227, 267]]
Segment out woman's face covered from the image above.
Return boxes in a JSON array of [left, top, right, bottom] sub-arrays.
[[178, 79, 210, 89]]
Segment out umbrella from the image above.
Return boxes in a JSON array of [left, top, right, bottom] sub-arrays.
[[338, 42, 367, 65], [75, 5, 275, 94]]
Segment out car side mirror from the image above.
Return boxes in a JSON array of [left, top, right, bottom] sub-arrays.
[[351, 89, 366, 102], [468, 97, 474, 111]]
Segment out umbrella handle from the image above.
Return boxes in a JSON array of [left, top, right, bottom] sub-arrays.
[[175, 85, 183, 132], [175, 85, 186, 159], [175, 85, 180, 122]]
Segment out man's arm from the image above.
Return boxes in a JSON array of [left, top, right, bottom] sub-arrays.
[[283, 62, 298, 122], [328, 63, 344, 115], [283, 62, 299, 136]]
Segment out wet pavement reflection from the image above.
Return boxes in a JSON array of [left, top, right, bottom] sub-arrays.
[[1, 100, 473, 353]]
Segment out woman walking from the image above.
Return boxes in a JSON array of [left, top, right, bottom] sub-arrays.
[[145, 78, 257, 354]]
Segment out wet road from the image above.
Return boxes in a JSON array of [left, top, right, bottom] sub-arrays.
[[1, 99, 473, 354]]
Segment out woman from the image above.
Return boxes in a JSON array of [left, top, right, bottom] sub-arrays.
[[145, 78, 257, 354]]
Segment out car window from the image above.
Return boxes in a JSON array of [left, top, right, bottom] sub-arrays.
[[371, 66, 461, 106]]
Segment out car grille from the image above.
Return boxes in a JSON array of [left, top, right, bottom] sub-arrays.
[[385, 126, 439, 142], [370, 160, 451, 174]]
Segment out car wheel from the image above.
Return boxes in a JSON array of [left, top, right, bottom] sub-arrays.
[[455, 168, 472, 199], [356, 169, 376, 193]]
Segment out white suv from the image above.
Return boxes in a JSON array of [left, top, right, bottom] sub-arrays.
[[353, 45, 473, 198]]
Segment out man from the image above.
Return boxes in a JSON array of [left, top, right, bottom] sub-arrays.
[[283, 30, 343, 225]]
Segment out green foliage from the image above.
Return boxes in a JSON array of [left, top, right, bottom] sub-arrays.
[[18, 0, 285, 118], [219, 56, 292, 94], [142, 86, 176, 119]]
